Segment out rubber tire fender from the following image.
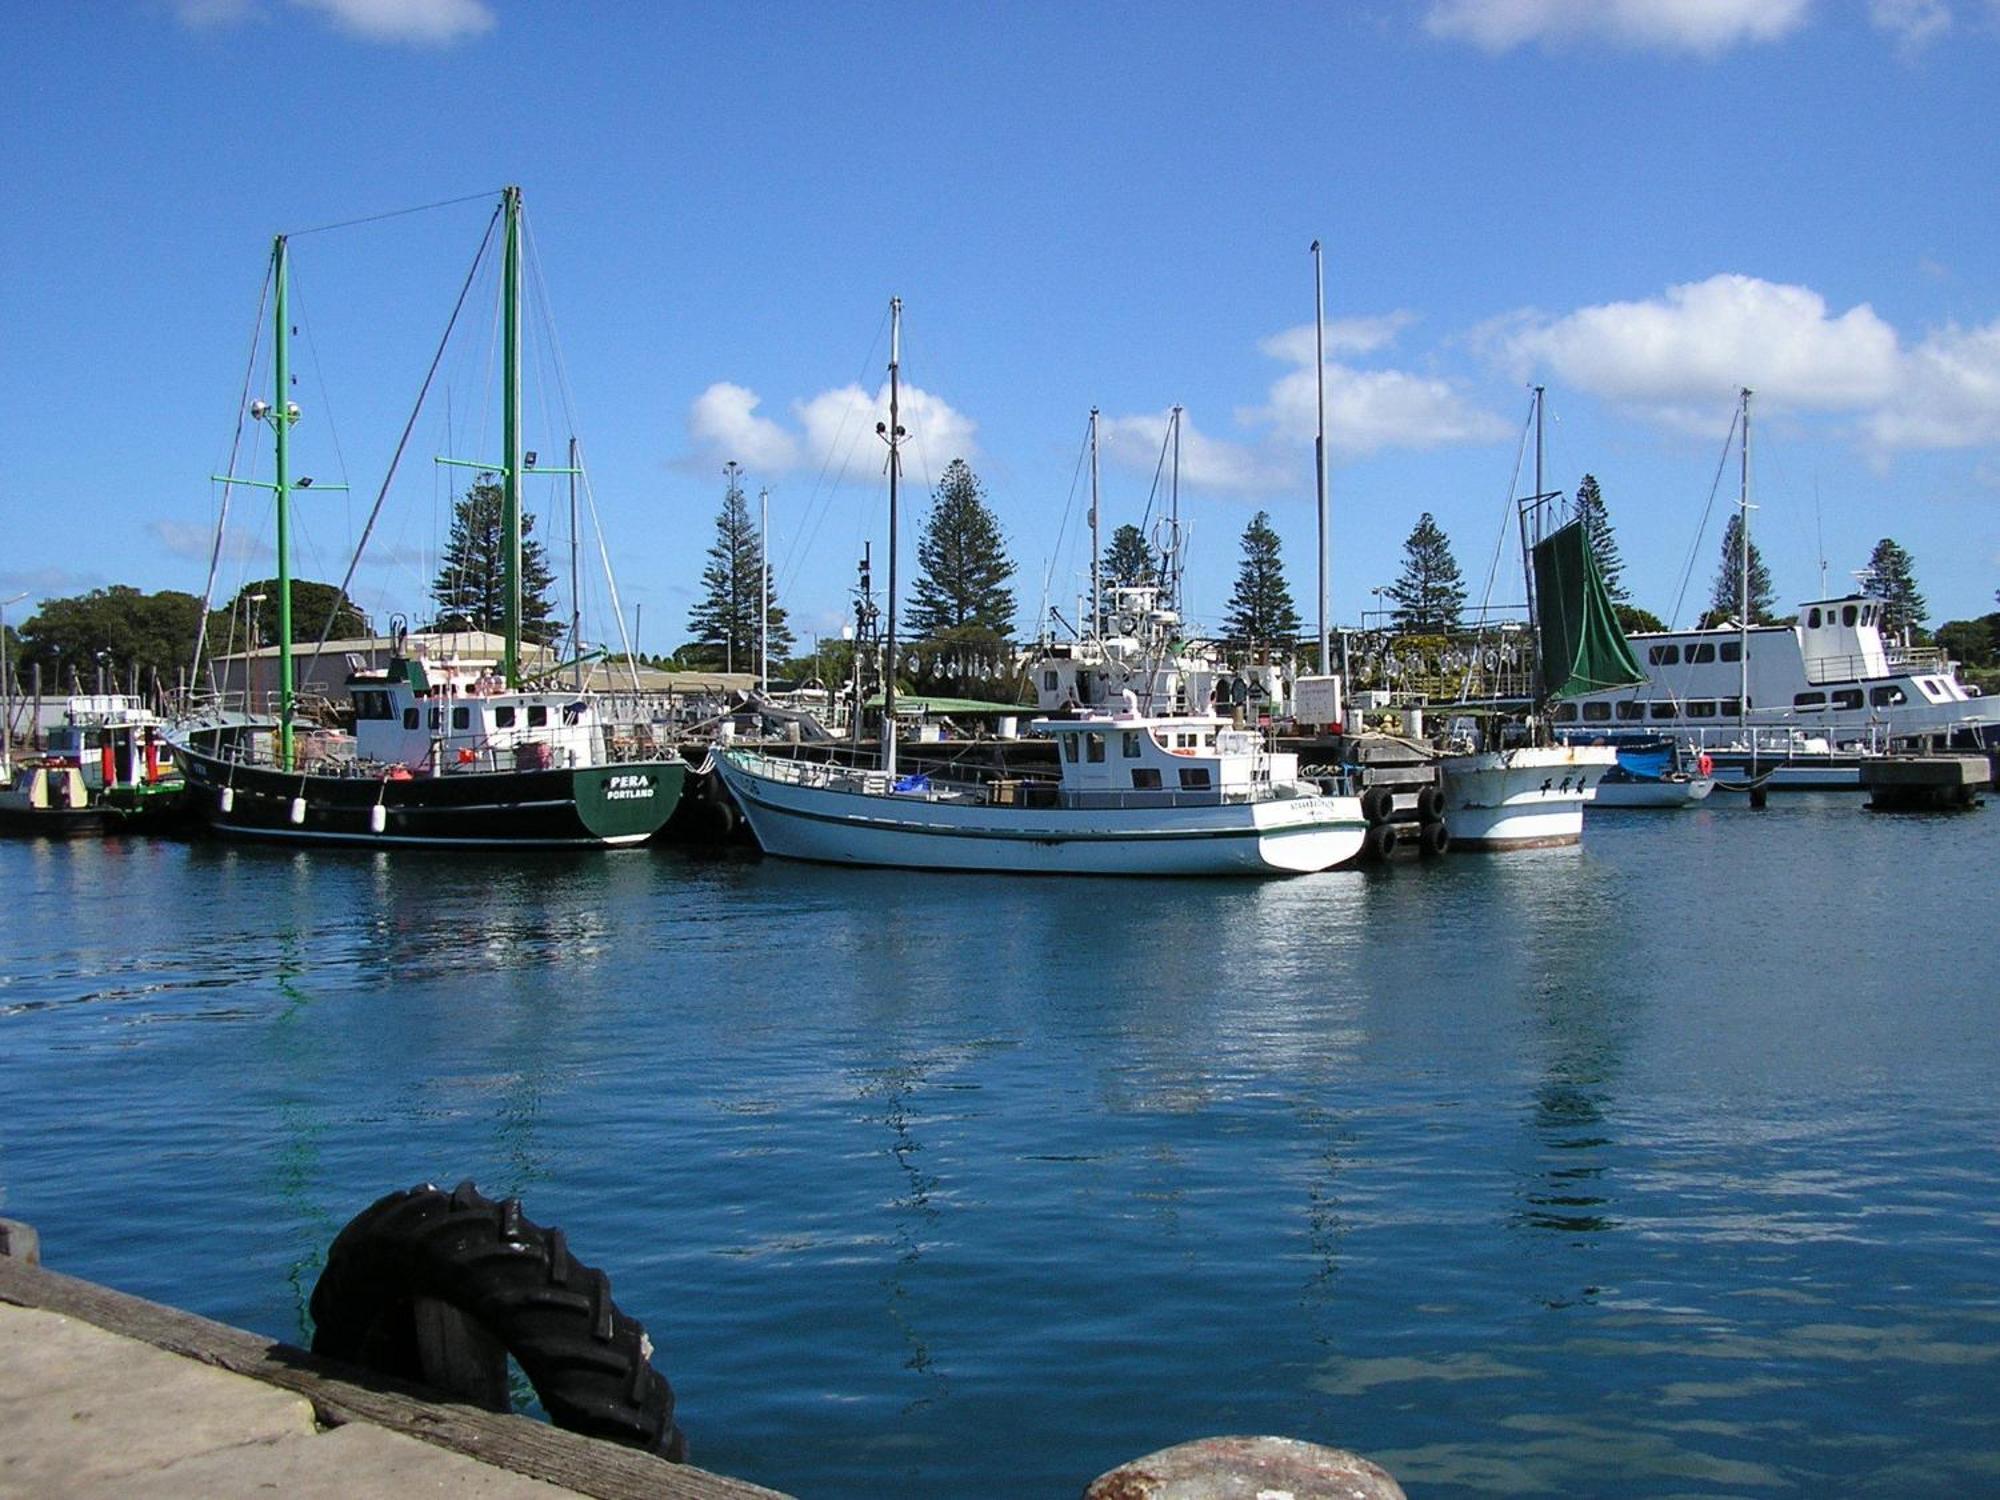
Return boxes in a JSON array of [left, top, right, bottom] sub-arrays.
[[1417, 819, 1451, 858], [1362, 821, 1398, 862], [1416, 785, 1446, 822], [309, 1181, 684, 1459], [1360, 786, 1395, 826]]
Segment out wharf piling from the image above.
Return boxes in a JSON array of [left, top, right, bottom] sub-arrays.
[[1859, 752, 1991, 811]]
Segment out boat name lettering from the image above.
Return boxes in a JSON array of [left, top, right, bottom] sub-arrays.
[[605, 773, 655, 801]]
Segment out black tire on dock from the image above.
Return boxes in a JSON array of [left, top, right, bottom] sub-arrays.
[[1360, 786, 1394, 826], [1416, 785, 1445, 822], [1417, 820, 1451, 858], [1362, 821, 1398, 862], [309, 1180, 684, 1460]]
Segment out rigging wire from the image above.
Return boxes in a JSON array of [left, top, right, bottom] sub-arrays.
[[1666, 405, 1742, 630], [1036, 415, 1094, 640], [288, 189, 506, 241], [299, 202, 503, 683], [189, 263, 274, 688], [776, 304, 892, 602]]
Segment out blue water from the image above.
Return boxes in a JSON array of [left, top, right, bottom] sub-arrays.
[[2, 799, 1996, 1497]]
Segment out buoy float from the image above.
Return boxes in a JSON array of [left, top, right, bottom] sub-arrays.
[[218, 785, 234, 814], [289, 796, 307, 825], [369, 803, 387, 835]]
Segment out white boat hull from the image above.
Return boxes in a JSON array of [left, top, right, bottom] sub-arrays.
[[1439, 745, 1617, 850], [716, 752, 1366, 875], [1590, 776, 1716, 809]]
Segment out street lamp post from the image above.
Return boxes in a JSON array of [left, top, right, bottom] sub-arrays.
[[1, 591, 27, 773]]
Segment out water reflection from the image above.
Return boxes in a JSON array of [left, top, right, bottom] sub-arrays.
[[856, 1059, 947, 1409]]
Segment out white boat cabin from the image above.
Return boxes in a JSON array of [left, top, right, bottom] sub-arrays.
[[1553, 593, 1994, 749], [1029, 709, 1306, 803], [44, 695, 175, 791], [346, 645, 609, 773]]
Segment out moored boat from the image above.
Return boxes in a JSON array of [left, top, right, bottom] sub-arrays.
[[717, 707, 1366, 875], [1586, 739, 1716, 809], [176, 188, 685, 850], [0, 760, 108, 838]]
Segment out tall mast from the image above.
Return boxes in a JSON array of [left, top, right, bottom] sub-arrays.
[[878, 298, 904, 776], [1522, 385, 1546, 709], [1089, 407, 1101, 638], [759, 485, 770, 692], [501, 185, 523, 687], [272, 234, 297, 769], [1739, 387, 1753, 727], [568, 434, 582, 691], [1169, 404, 1182, 615], [1312, 239, 1329, 674]]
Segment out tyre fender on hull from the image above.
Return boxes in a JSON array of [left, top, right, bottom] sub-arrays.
[[309, 1180, 685, 1460]]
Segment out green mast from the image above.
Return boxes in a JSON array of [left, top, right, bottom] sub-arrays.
[[502, 184, 522, 687], [272, 234, 298, 770]]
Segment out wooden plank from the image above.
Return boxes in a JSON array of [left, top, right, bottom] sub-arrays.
[[0, 1255, 789, 1500]]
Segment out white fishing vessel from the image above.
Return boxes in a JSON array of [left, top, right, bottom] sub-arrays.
[[717, 301, 1363, 876], [1553, 389, 1999, 787], [717, 705, 1366, 875]]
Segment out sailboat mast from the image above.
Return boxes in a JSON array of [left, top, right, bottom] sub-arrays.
[[1522, 385, 1546, 710], [568, 435, 582, 691], [1169, 404, 1182, 615], [502, 184, 523, 688], [1312, 239, 1329, 673], [1089, 407, 1101, 638], [1739, 386, 1752, 727], [272, 234, 297, 771], [760, 485, 770, 693], [881, 298, 903, 777]]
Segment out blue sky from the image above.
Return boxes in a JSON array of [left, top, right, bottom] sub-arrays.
[[4, 0, 1997, 658]]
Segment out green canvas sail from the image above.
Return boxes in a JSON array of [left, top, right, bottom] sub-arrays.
[[1532, 517, 1646, 698]]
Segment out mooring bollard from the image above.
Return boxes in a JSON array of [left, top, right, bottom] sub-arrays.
[[1084, 1435, 1405, 1500], [0, 1218, 40, 1265]]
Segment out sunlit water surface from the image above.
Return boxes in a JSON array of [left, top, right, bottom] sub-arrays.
[[2, 796, 1995, 1497]]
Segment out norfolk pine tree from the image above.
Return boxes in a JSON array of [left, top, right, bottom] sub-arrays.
[[1388, 512, 1467, 634], [1863, 538, 1928, 641], [1222, 511, 1300, 652], [687, 471, 793, 672], [1705, 514, 1775, 626], [429, 477, 562, 643]]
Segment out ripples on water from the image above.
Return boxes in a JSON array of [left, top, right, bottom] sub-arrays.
[[2, 798, 1996, 1497]]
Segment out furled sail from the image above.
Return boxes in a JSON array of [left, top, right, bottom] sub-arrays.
[[1532, 518, 1645, 698]]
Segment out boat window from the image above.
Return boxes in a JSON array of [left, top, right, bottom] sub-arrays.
[[1843, 604, 1858, 627], [1043, 670, 1059, 691], [1086, 733, 1106, 763], [428, 707, 443, 730], [1916, 678, 1951, 702], [1063, 735, 1079, 763], [452, 706, 470, 731], [1861, 605, 1874, 625], [403, 707, 420, 730], [1131, 767, 1161, 790], [1650, 702, 1678, 720], [495, 705, 516, 728], [1832, 689, 1863, 710], [1582, 702, 1611, 722], [1808, 607, 1822, 628], [1177, 733, 1195, 748], [1720, 641, 1742, 662], [528, 705, 548, 728], [1688, 643, 1717, 664], [1648, 644, 1680, 666], [1686, 700, 1717, 718], [1178, 766, 1211, 790], [1720, 699, 1741, 717], [1616, 700, 1645, 721], [1122, 731, 1143, 758], [1870, 685, 1907, 707], [1554, 703, 1578, 722], [1794, 691, 1826, 709]]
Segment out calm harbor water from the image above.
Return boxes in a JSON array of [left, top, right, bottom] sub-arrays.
[[2, 798, 1996, 1497]]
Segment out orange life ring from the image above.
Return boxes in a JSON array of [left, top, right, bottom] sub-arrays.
[[1696, 752, 1713, 776]]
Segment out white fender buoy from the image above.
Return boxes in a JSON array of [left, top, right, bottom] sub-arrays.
[[289, 796, 307, 825], [369, 803, 387, 835], [219, 786, 234, 814]]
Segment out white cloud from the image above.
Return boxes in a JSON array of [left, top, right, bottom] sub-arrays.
[[148, 519, 222, 561], [1096, 410, 1295, 495], [1497, 274, 1902, 418], [688, 383, 801, 473], [1870, 0, 1952, 51], [1425, 0, 1811, 54], [684, 379, 977, 485], [1259, 312, 1418, 365], [175, 0, 495, 43], [291, 0, 494, 43], [1867, 320, 2000, 449], [1250, 364, 1511, 456]]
